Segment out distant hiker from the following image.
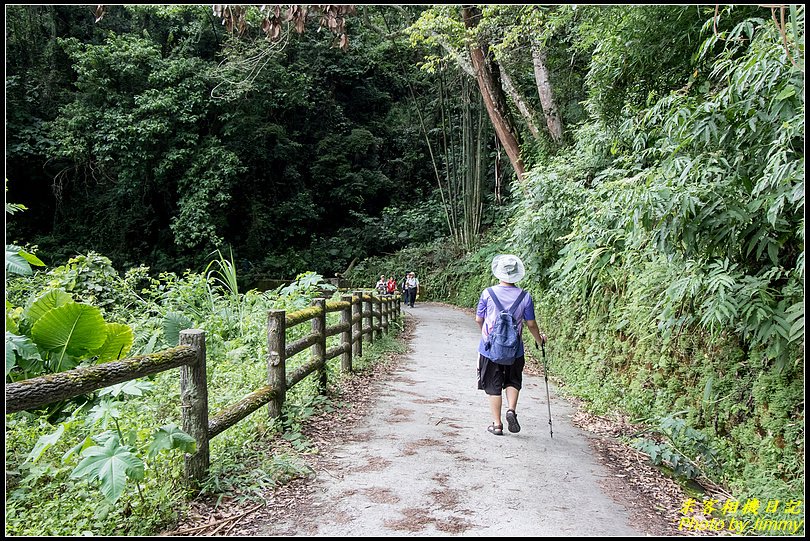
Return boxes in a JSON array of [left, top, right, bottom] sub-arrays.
[[476, 254, 546, 436], [404, 271, 419, 307], [400, 272, 411, 305], [386, 275, 397, 295], [375, 274, 387, 296]]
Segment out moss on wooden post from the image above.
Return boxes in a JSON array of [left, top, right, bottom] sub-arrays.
[[179, 329, 209, 484], [267, 309, 286, 420], [208, 385, 277, 439], [312, 298, 327, 391], [286, 306, 321, 328], [353, 291, 363, 359], [340, 294, 353, 373]]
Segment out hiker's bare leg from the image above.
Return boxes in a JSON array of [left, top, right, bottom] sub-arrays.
[[505, 386, 519, 411], [488, 394, 502, 426]]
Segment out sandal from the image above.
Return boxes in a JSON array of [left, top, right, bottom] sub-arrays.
[[487, 423, 504, 436], [506, 409, 521, 433]]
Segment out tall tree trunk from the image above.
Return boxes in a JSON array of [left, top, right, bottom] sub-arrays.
[[461, 5, 526, 184], [531, 43, 564, 144], [500, 66, 542, 142]]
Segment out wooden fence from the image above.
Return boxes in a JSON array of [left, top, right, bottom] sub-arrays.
[[5, 291, 401, 482]]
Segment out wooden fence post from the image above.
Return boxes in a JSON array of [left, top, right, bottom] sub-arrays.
[[353, 290, 363, 359], [382, 297, 389, 334], [340, 294, 353, 373], [267, 309, 286, 420], [180, 329, 209, 483], [363, 292, 374, 345], [312, 298, 327, 391], [373, 296, 382, 341]]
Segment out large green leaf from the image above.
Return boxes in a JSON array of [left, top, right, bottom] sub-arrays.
[[24, 289, 74, 327], [62, 436, 95, 463], [70, 436, 144, 503], [6, 332, 43, 377], [6, 299, 19, 334], [162, 311, 193, 347], [147, 424, 196, 459], [5, 244, 44, 274], [6, 245, 32, 275], [95, 323, 134, 362], [19, 250, 45, 267], [31, 302, 107, 371]]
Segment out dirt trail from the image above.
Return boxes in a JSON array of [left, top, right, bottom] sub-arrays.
[[257, 302, 646, 536]]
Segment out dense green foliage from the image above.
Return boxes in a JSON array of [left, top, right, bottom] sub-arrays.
[[6, 5, 454, 278]]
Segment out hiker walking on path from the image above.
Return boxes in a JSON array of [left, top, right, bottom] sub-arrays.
[[386, 275, 397, 295], [375, 274, 387, 296], [400, 272, 410, 305], [404, 271, 420, 307], [476, 254, 546, 436]]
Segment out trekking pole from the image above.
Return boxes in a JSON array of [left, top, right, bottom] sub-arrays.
[[536, 339, 553, 438]]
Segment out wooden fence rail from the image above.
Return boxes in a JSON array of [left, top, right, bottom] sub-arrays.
[[5, 291, 402, 483]]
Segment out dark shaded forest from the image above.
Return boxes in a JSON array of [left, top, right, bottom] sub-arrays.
[[6, 5, 469, 278]]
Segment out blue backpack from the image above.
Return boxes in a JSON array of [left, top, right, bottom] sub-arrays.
[[484, 288, 527, 365]]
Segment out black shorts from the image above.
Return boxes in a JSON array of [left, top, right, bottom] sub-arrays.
[[477, 354, 525, 395]]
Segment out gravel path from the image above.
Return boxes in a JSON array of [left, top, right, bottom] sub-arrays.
[[257, 302, 645, 536]]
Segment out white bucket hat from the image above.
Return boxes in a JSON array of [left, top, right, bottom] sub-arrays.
[[491, 254, 526, 283]]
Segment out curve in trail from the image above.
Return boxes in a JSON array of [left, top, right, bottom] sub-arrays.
[[259, 303, 645, 536]]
